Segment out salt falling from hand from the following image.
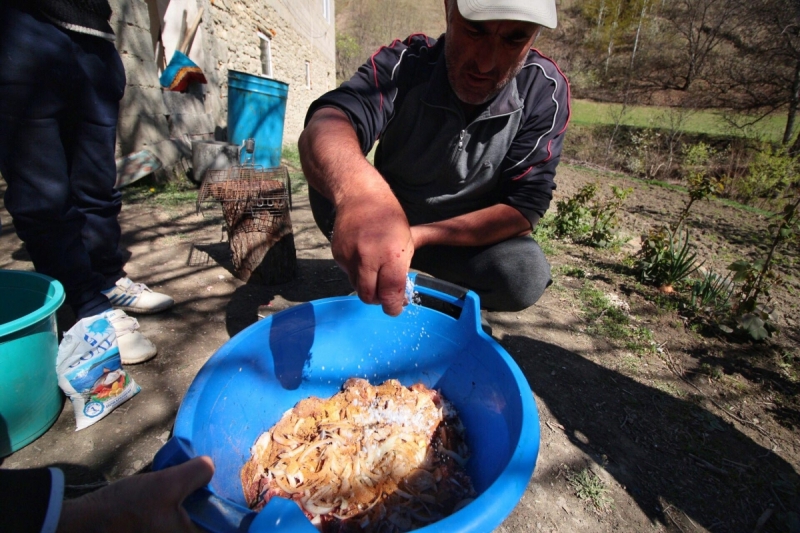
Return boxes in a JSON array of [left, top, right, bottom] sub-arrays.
[[404, 275, 417, 306]]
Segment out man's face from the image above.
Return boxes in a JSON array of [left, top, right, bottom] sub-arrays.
[[444, 0, 541, 106]]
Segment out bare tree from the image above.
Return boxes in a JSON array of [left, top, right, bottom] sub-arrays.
[[657, 106, 696, 177], [662, 0, 746, 91], [712, 0, 800, 148], [629, 0, 650, 71], [604, 1, 623, 75]]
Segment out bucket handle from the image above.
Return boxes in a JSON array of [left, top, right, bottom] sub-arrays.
[[408, 273, 484, 336], [153, 437, 318, 533]]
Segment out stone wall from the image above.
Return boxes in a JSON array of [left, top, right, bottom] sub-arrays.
[[110, 0, 174, 161], [206, 0, 337, 148], [110, 0, 335, 166]]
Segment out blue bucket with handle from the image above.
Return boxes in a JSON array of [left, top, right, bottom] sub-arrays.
[[227, 70, 289, 169], [154, 273, 540, 532]]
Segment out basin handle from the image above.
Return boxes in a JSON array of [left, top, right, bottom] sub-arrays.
[[153, 437, 318, 533], [413, 273, 468, 300], [182, 489, 318, 533], [154, 437, 255, 531], [408, 273, 484, 336]]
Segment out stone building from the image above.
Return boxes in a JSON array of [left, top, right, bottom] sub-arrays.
[[110, 0, 336, 172]]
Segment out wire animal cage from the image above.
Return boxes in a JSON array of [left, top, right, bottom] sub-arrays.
[[197, 165, 296, 284]]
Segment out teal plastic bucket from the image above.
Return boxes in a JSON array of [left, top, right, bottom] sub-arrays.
[[0, 270, 65, 457], [227, 70, 289, 168]]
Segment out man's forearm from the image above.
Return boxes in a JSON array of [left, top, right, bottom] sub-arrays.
[[411, 204, 533, 249], [298, 107, 390, 204], [298, 106, 414, 316]]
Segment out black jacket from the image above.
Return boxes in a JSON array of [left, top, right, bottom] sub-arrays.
[[0, 467, 62, 532]]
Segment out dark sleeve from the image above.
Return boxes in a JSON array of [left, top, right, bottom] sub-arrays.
[[500, 51, 571, 226], [1, 467, 62, 532], [304, 35, 435, 155]]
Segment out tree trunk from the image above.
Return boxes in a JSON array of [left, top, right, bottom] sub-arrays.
[[605, 1, 622, 76], [783, 59, 800, 147], [596, 0, 606, 37], [630, 0, 648, 72]]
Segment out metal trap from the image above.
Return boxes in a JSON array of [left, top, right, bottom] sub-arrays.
[[196, 165, 296, 284], [197, 165, 292, 223]]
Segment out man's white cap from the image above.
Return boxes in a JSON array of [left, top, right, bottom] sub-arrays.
[[457, 0, 558, 29]]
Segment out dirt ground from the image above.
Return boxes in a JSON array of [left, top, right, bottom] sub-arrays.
[[1, 162, 799, 533]]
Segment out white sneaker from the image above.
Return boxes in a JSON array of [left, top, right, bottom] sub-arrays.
[[105, 309, 157, 364], [102, 277, 174, 314]]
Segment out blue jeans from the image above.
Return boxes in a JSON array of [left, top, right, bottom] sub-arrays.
[[0, 4, 126, 319]]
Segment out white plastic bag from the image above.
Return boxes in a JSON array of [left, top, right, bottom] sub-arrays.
[[56, 311, 141, 430]]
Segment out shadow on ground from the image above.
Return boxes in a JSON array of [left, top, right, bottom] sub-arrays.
[[502, 334, 800, 532]]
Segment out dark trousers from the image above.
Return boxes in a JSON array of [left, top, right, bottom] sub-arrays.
[[309, 187, 552, 312], [0, 4, 126, 319]]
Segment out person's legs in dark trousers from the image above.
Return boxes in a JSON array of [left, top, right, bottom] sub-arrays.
[[410, 239, 551, 311], [0, 5, 126, 320], [309, 187, 552, 311]]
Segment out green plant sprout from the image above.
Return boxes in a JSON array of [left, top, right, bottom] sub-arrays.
[[554, 183, 597, 239], [588, 185, 633, 247], [690, 269, 733, 313], [637, 225, 703, 292], [565, 467, 613, 511]]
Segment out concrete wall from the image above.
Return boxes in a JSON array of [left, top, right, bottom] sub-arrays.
[[110, 0, 335, 167]]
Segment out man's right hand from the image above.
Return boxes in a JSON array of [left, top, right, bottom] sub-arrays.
[[332, 189, 414, 316]]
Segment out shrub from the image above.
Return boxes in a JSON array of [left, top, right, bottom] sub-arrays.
[[622, 129, 665, 179], [587, 185, 632, 247], [673, 169, 726, 231], [531, 212, 558, 255], [637, 225, 703, 291], [731, 144, 798, 208], [553, 183, 596, 239], [723, 195, 800, 340], [683, 141, 714, 168], [553, 183, 631, 247]]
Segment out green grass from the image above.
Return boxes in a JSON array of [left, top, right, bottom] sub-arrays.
[[565, 466, 613, 511], [281, 144, 302, 167], [562, 162, 778, 218], [559, 265, 587, 278], [579, 282, 657, 355], [280, 144, 309, 196], [121, 143, 310, 206], [122, 175, 197, 206], [532, 212, 560, 255], [571, 99, 786, 143]]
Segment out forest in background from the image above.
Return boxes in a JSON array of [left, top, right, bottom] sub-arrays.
[[334, 0, 800, 211], [337, 0, 800, 148]]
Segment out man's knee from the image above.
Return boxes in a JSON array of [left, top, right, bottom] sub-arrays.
[[481, 237, 552, 312]]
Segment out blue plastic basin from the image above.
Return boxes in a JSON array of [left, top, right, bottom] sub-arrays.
[[154, 274, 540, 532]]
